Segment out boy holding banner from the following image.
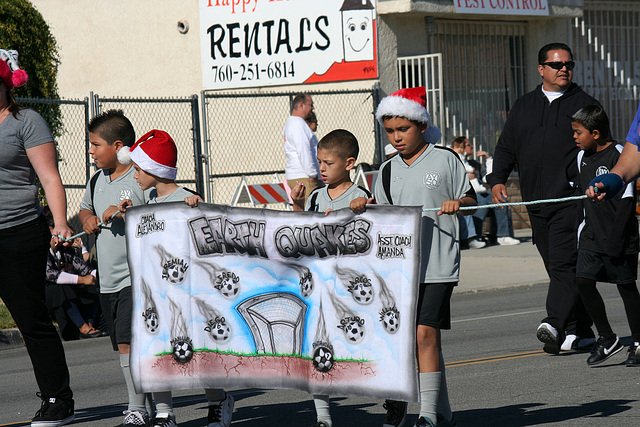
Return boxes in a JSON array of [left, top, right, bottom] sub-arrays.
[[117, 130, 234, 427], [351, 87, 476, 427], [291, 128, 370, 427]]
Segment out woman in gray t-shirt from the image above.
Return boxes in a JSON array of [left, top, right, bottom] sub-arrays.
[[0, 51, 75, 426]]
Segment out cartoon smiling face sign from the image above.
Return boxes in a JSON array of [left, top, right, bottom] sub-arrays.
[[340, 1, 375, 62]]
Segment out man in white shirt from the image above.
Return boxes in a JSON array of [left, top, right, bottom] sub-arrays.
[[284, 93, 322, 203]]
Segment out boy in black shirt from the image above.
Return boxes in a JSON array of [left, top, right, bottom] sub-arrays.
[[572, 105, 640, 366]]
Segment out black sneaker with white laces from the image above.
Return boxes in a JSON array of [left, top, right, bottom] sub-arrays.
[[625, 342, 640, 367], [587, 336, 623, 366], [382, 400, 407, 427], [31, 394, 75, 427]]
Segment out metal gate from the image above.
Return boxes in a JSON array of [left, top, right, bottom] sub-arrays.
[[201, 88, 381, 205], [93, 95, 205, 197], [570, 0, 640, 142], [397, 53, 445, 144]]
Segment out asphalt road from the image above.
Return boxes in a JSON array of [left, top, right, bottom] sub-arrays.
[[2, 282, 639, 427]]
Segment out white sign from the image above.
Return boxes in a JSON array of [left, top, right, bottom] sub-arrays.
[[199, 0, 378, 90], [453, 0, 549, 16]]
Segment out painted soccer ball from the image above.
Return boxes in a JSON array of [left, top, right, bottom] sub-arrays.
[[299, 271, 313, 298], [347, 276, 374, 305], [171, 337, 193, 364], [215, 271, 240, 299], [313, 345, 335, 373], [162, 258, 188, 284], [380, 308, 400, 334], [142, 308, 159, 333], [204, 317, 231, 343], [339, 317, 365, 344]]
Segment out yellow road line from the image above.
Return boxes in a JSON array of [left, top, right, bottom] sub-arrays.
[[446, 350, 547, 367]]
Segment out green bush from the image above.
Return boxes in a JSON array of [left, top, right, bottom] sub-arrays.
[[0, 0, 62, 136]]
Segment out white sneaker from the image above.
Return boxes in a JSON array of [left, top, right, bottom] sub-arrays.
[[468, 239, 486, 249], [561, 334, 596, 351], [497, 236, 520, 245], [207, 393, 234, 427]]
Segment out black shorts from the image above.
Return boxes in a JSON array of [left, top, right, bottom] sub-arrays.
[[99, 286, 133, 351], [576, 249, 638, 284], [416, 282, 455, 329]]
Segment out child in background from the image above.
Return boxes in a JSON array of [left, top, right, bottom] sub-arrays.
[[571, 105, 640, 366], [291, 129, 370, 427], [78, 110, 153, 426], [306, 111, 318, 133], [351, 87, 476, 427], [118, 130, 234, 427]]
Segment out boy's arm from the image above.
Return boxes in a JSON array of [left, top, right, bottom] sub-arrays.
[[350, 196, 374, 214], [102, 205, 123, 224], [438, 196, 477, 216], [185, 194, 203, 207], [79, 209, 101, 235], [291, 182, 306, 211]]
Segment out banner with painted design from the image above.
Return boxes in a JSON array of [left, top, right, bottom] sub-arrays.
[[199, 0, 378, 89], [128, 203, 420, 401]]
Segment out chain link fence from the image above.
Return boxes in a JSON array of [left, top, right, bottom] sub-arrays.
[[94, 95, 204, 196], [201, 87, 382, 206]]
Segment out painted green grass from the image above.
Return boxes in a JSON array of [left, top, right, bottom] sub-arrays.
[[157, 346, 372, 363]]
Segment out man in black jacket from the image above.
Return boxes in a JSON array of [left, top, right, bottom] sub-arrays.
[[487, 43, 597, 354]]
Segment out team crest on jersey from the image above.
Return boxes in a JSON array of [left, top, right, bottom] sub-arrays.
[[596, 166, 609, 176], [119, 188, 133, 202], [422, 171, 441, 189]]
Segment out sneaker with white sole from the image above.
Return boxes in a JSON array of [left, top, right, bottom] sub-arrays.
[[152, 413, 177, 427], [122, 410, 150, 426], [382, 400, 407, 427], [537, 322, 563, 354], [413, 416, 436, 427], [587, 336, 623, 366], [468, 239, 486, 249], [497, 236, 520, 245], [625, 342, 640, 367], [31, 394, 75, 427], [207, 393, 234, 427], [561, 334, 596, 351]]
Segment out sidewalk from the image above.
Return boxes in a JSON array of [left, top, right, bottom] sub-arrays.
[[458, 228, 548, 292]]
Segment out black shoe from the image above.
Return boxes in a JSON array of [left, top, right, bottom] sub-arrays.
[[625, 342, 640, 367], [413, 416, 436, 427], [311, 422, 331, 427], [537, 322, 563, 355], [587, 336, 623, 366], [383, 400, 407, 427], [31, 394, 74, 427]]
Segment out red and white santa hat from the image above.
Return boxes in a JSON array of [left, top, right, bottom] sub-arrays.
[[375, 87, 442, 144], [118, 130, 178, 179], [0, 49, 29, 90]]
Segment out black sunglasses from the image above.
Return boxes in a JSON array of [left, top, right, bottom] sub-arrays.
[[541, 61, 575, 70]]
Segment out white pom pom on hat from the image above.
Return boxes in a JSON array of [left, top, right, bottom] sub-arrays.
[[127, 130, 178, 180], [376, 87, 441, 144], [117, 146, 132, 165]]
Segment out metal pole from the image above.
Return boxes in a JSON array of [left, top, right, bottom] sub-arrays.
[[200, 90, 213, 203], [190, 95, 205, 198]]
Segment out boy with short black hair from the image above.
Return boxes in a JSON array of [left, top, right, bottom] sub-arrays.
[[351, 87, 476, 427], [118, 130, 234, 427], [290, 129, 370, 427], [571, 105, 640, 366], [78, 109, 153, 426]]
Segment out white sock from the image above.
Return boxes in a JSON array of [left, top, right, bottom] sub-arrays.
[[437, 351, 452, 421], [419, 372, 440, 423], [153, 391, 173, 417], [313, 394, 332, 426], [205, 388, 227, 404], [119, 353, 147, 413]]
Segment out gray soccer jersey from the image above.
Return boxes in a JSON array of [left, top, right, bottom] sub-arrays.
[[374, 144, 474, 283], [305, 184, 371, 212], [148, 186, 197, 204], [80, 166, 150, 293]]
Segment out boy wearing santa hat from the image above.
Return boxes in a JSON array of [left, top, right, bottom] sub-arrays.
[[117, 130, 234, 427], [351, 87, 476, 427]]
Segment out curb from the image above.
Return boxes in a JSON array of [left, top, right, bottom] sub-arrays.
[[0, 328, 24, 350]]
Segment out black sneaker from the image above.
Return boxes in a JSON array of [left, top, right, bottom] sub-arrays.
[[31, 394, 74, 427], [587, 336, 623, 366], [382, 400, 407, 427], [311, 422, 331, 427], [625, 342, 640, 367], [413, 416, 436, 427]]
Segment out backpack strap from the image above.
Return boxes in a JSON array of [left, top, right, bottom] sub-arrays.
[[307, 190, 320, 212], [89, 170, 101, 215], [381, 161, 393, 204]]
